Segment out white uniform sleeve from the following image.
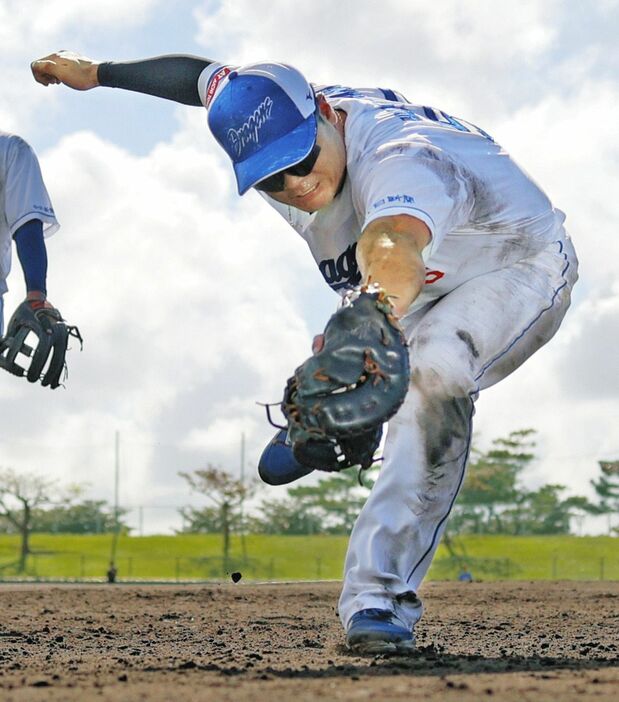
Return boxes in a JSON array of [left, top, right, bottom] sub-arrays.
[[355, 141, 474, 260], [5, 136, 59, 237]]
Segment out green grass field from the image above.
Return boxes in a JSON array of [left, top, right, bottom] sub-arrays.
[[0, 533, 616, 581]]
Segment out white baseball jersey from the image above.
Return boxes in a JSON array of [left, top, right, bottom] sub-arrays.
[[199, 67, 566, 315], [267, 86, 566, 313], [0, 132, 59, 296]]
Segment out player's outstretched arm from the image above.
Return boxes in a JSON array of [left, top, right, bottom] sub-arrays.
[[31, 50, 215, 106], [356, 214, 430, 317], [31, 51, 100, 90]]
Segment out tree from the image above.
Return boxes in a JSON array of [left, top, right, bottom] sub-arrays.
[[501, 484, 596, 535], [448, 429, 596, 536], [285, 467, 377, 534], [0, 468, 56, 572], [178, 466, 255, 572], [247, 465, 379, 535], [178, 505, 226, 534], [29, 500, 129, 534], [450, 429, 536, 534], [590, 460, 619, 534], [248, 498, 324, 535]]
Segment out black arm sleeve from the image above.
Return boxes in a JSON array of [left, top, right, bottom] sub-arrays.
[[97, 55, 215, 107]]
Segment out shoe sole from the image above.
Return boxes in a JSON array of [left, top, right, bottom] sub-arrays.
[[347, 638, 415, 655]]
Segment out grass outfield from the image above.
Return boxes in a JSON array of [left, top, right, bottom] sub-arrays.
[[0, 533, 616, 581]]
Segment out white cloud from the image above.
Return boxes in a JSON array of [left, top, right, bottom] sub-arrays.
[[0, 0, 160, 49], [194, 0, 562, 119], [1, 106, 324, 529], [553, 292, 619, 400], [183, 413, 259, 454], [0, 0, 164, 135], [494, 81, 619, 281], [469, 75, 619, 507], [0, 0, 617, 533]]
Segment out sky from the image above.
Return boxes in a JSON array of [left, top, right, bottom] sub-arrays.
[[0, 0, 618, 535]]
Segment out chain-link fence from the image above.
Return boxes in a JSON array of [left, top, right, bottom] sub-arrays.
[[0, 551, 617, 582], [0, 553, 328, 582], [429, 554, 618, 581]]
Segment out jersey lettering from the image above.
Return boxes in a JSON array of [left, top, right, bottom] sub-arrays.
[[320, 85, 366, 99], [371, 194, 416, 211], [422, 106, 494, 142], [320, 85, 406, 103], [318, 244, 445, 291], [424, 269, 444, 284], [377, 104, 422, 123], [32, 204, 55, 216], [319, 243, 362, 291]]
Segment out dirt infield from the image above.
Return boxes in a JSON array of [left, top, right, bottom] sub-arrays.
[[0, 580, 617, 701]]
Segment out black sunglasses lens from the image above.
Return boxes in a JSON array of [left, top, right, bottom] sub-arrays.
[[254, 144, 321, 193], [254, 172, 285, 192], [288, 144, 321, 177]]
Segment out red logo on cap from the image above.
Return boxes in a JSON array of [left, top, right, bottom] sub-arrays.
[[205, 66, 232, 108]]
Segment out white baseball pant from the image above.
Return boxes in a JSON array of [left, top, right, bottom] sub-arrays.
[[338, 235, 579, 630]]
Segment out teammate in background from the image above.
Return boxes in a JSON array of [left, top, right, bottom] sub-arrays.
[[458, 565, 473, 583], [0, 132, 58, 338], [106, 561, 118, 584], [0, 131, 78, 389], [31, 51, 578, 654]]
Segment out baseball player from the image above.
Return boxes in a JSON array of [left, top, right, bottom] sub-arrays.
[[0, 131, 77, 387], [31, 51, 578, 653], [0, 131, 58, 333]]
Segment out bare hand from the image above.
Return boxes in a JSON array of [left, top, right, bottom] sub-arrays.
[[25, 291, 55, 311], [30, 50, 100, 90], [312, 334, 325, 354]]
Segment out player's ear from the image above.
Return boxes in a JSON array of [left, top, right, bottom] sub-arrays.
[[315, 94, 336, 124]]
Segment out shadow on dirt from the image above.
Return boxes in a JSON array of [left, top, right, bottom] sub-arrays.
[[155, 646, 619, 680]]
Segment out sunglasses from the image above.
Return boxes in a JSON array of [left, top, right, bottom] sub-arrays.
[[254, 143, 322, 193]]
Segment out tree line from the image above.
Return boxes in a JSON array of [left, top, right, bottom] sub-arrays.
[[1, 428, 617, 573], [180, 430, 618, 538]]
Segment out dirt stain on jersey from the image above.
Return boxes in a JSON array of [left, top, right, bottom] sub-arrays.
[[404, 378, 472, 518], [456, 330, 480, 359], [420, 395, 471, 470]]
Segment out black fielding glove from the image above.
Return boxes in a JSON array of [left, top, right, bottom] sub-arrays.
[[282, 285, 410, 472], [0, 298, 82, 389]]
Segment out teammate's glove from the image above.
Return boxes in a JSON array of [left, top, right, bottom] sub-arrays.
[[0, 298, 82, 389], [281, 285, 410, 473]]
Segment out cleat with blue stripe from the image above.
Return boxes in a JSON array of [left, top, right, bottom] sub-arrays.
[[346, 608, 415, 655], [258, 429, 315, 485]]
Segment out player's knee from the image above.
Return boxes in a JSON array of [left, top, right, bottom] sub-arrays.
[[409, 328, 477, 399]]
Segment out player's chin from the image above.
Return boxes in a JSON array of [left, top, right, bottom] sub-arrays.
[[293, 183, 333, 212]]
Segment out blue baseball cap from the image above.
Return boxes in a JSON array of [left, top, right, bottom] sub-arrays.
[[206, 62, 318, 195]]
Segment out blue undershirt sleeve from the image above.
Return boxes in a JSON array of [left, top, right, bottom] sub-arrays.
[[13, 219, 48, 294]]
